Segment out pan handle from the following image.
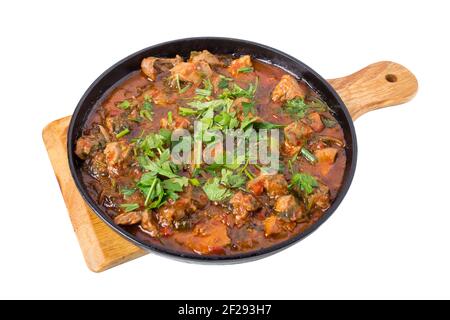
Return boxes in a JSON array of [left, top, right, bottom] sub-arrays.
[[327, 61, 418, 120]]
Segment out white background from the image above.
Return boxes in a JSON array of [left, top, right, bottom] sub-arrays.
[[1, 0, 449, 300]]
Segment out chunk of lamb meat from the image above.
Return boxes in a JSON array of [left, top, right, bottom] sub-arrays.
[[157, 187, 208, 227], [105, 114, 130, 136], [284, 121, 313, 147], [160, 115, 190, 130], [307, 112, 325, 132], [305, 183, 331, 209], [264, 174, 289, 198], [274, 195, 304, 222], [170, 62, 202, 84], [246, 175, 265, 196], [87, 152, 108, 178], [114, 211, 142, 225], [141, 55, 183, 80], [271, 75, 308, 103], [247, 174, 289, 198], [103, 141, 131, 176], [189, 50, 222, 66], [230, 191, 261, 226], [75, 128, 107, 159], [195, 60, 214, 78], [228, 55, 252, 76], [140, 211, 159, 237], [75, 136, 98, 159]]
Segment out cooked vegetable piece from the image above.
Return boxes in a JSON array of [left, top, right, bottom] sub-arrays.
[[263, 216, 283, 237], [315, 148, 338, 164]]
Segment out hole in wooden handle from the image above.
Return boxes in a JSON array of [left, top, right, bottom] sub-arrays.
[[385, 74, 398, 83]]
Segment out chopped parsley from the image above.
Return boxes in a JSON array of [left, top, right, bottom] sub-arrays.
[[218, 75, 232, 89], [300, 147, 317, 164], [116, 128, 130, 139], [120, 203, 140, 212], [203, 177, 233, 201], [237, 66, 254, 73], [220, 169, 246, 189], [283, 98, 309, 118], [219, 78, 258, 100], [289, 173, 318, 195], [120, 187, 136, 197], [195, 78, 213, 98], [322, 117, 337, 128], [140, 98, 154, 120], [242, 101, 256, 116], [283, 97, 329, 119], [118, 100, 131, 110]]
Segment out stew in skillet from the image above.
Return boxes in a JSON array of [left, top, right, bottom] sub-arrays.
[[75, 51, 347, 255]]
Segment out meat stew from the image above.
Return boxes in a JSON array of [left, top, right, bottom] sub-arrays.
[[75, 50, 347, 255]]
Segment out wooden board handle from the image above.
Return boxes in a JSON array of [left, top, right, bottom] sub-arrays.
[[328, 61, 418, 120]]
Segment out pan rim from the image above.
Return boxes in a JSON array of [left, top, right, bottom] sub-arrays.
[[67, 37, 357, 263]]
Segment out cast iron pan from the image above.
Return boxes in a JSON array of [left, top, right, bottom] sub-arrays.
[[68, 37, 418, 263]]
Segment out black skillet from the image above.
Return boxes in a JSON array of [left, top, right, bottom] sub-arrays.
[[68, 37, 418, 263]]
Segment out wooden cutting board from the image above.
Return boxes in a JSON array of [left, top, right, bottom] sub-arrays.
[[42, 61, 417, 272], [43, 117, 147, 272]]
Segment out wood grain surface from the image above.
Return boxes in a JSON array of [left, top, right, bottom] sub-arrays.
[[42, 117, 146, 273], [42, 61, 418, 272], [328, 61, 418, 119]]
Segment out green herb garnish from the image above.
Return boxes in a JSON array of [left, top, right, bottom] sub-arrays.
[[283, 97, 329, 119], [142, 100, 153, 111], [137, 169, 188, 208], [300, 147, 317, 164], [253, 122, 285, 129], [203, 177, 233, 201], [188, 99, 232, 111], [240, 116, 258, 130], [189, 178, 201, 187], [290, 173, 318, 195], [116, 128, 130, 139], [139, 98, 154, 120], [322, 117, 337, 128], [137, 132, 167, 156], [219, 78, 258, 100], [179, 107, 198, 116], [158, 128, 172, 142], [218, 75, 232, 89], [195, 78, 213, 98], [283, 98, 309, 118], [237, 67, 254, 73], [220, 169, 246, 189], [139, 149, 180, 179], [179, 83, 192, 94], [118, 100, 131, 110], [120, 203, 140, 212], [120, 187, 136, 197], [242, 101, 256, 115], [139, 110, 152, 121]]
